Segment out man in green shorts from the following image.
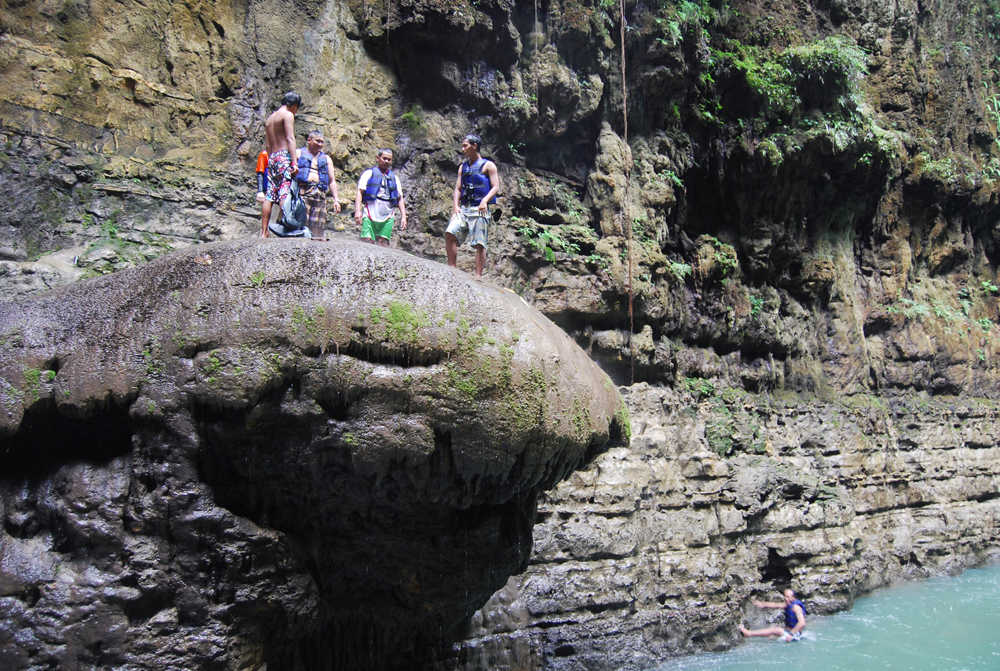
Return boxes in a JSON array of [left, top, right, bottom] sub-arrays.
[[354, 148, 407, 246]]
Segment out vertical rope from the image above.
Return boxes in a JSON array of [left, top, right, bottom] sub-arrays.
[[619, 0, 634, 385], [533, 0, 540, 100]]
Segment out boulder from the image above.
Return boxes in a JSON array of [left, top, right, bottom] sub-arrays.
[[0, 239, 628, 671]]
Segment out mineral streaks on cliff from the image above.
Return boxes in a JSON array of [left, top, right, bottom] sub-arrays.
[[441, 385, 1000, 671], [0, 240, 628, 671]]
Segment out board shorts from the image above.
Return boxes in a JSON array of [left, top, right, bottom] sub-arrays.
[[446, 205, 489, 250], [301, 183, 328, 238], [361, 214, 394, 241], [265, 150, 293, 205]]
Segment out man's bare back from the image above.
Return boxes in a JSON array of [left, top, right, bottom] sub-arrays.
[[265, 105, 299, 176]]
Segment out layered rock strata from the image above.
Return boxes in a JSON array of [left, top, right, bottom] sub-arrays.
[[433, 384, 1000, 670], [0, 240, 628, 671]]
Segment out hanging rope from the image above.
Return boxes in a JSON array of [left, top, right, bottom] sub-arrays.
[[619, 0, 634, 385]]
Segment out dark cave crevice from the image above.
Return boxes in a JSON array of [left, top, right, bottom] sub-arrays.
[[0, 397, 134, 483], [760, 547, 794, 587]]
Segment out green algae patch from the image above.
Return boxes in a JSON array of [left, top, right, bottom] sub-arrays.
[[291, 305, 326, 340], [615, 399, 632, 443], [22, 367, 42, 404], [369, 300, 430, 344]]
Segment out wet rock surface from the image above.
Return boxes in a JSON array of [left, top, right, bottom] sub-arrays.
[[0, 240, 627, 671], [437, 385, 1000, 670]]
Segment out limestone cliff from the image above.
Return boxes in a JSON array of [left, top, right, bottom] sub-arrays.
[[4, 0, 1000, 669], [433, 386, 1000, 670]]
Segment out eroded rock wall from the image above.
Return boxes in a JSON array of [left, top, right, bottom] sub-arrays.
[[436, 385, 1000, 670]]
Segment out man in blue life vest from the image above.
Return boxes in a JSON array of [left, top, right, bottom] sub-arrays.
[[739, 588, 807, 642], [354, 148, 407, 246], [297, 130, 341, 239], [261, 91, 301, 238], [446, 134, 500, 277]]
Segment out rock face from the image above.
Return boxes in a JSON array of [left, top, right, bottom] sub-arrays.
[[436, 385, 1000, 670], [0, 240, 628, 671], [6, 0, 1000, 668]]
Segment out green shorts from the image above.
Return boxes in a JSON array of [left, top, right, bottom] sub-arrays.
[[361, 215, 394, 241]]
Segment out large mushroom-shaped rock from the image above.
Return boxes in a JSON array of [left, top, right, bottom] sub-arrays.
[[0, 239, 628, 671]]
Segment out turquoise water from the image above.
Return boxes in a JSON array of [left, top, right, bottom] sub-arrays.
[[658, 563, 1000, 671]]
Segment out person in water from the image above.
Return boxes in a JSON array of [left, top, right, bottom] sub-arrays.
[[261, 91, 301, 237], [739, 588, 807, 642]]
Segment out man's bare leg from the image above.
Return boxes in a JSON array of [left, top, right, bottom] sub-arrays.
[[739, 625, 784, 638], [377, 237, 390, 247], [261, 201, 272, 237], [446, 232, 459, 267], [474, 245, 486, 277]]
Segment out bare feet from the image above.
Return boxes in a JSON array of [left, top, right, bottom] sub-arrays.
[[739, 625, 750, 637]]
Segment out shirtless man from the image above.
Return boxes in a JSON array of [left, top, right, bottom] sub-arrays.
[[261, 92, 302, 237]]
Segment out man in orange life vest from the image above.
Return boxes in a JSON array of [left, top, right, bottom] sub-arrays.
[[446, 134, 500, 277]]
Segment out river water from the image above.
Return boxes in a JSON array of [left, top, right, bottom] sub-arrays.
[[657, 563, 1000, 671]]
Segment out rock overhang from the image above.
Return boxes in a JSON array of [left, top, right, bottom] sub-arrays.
[[0, 238, 628, 670]]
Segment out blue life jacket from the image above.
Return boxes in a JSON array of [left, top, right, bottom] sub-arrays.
[[460, 157, 496, 205], [297, 151, 330, 190], [784, 600, 806, 629], [362, 168, 399, 206]]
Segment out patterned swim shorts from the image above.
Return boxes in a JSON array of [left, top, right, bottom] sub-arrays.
[[265, 150, 293, 205], [445, 205, 489, 250]]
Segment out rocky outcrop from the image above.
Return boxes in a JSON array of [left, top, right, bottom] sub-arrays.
[[6, 0, 1000, 668], [0, 240, 628, 671], [435, 385, 1000, 670]]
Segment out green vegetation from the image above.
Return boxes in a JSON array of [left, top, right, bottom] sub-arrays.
[[517, 223, 581, 261], [710, 35, 867, 120], [668, 261, 693, 281], [502, 92, 537, 112], [615, 399, 632, 443], [702, 236, 739, 277], [369, 300, 430, 344], [399, 103, 426, 132], [653, 0, 719, 46], [702, 396, 767, 457], [291, 305, 325, 339], [659, 169, 683, 187], [587, 252, 611, 271], [886, 297, 931, 320], [684, 376, 716, 398], [22, 367, 41, 403], [249, 271, 266, 287]]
